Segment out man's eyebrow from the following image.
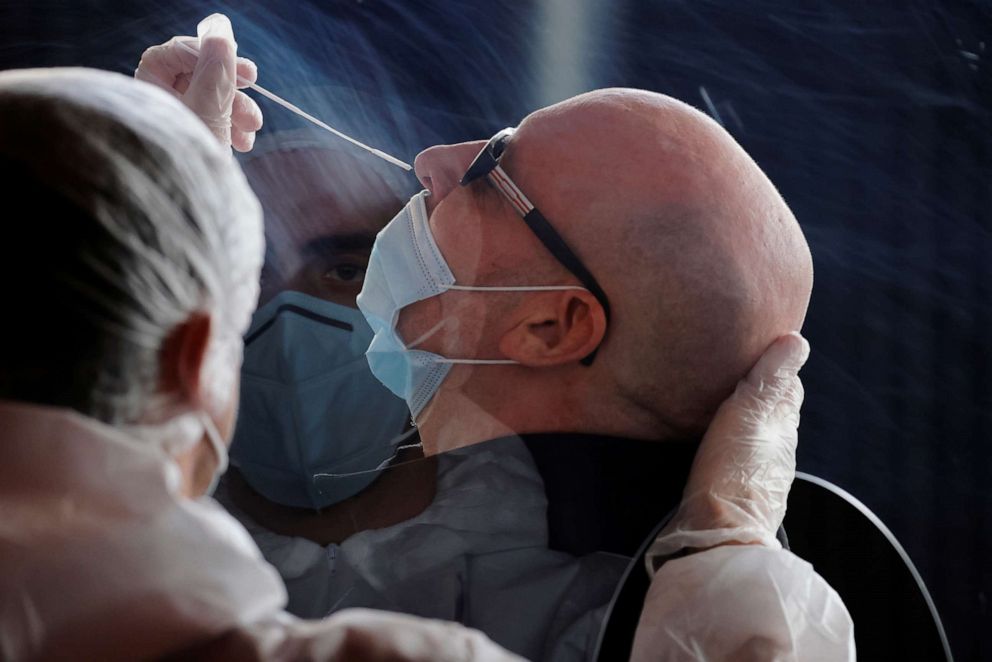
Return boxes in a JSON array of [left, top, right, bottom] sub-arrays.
[[301, 233, 377, 256]]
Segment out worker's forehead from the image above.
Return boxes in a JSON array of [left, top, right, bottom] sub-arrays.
[[244, 148, 400, 197], [244, 147, 404, 249]]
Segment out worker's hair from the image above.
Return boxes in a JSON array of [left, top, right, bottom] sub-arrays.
[[0, 68, 263, 425]]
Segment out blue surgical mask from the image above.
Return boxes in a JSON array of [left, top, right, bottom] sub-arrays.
[[356, 191, 586, 419], [230, 291, 413, 510]]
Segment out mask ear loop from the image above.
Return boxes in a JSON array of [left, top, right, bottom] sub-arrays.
[[407, 285, 588, 362], [403, 317, 452, 351], [311, 427, 422, 480], [199, 411, 229, 495], [391, 427, 424, 456], [401, 310, 516, 366], [442, 284, 587, 292]]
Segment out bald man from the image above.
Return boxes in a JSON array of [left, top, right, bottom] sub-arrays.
[[395, 88, 810, 453], [136, 16, 853, 657], [357, 88, 854, 659]]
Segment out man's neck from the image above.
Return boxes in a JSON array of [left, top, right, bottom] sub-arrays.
[[417, 385, 673, 454], [416, 390, 517, 455]]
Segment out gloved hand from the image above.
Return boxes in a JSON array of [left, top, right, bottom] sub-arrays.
[[135, 14, 262, 152], [646, 332, 810, 573], [202, 608, 527, 661]]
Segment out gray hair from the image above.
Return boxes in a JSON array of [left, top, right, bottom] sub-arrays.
[[0, 67, 263, 425]]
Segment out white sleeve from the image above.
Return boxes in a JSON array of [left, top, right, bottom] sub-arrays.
[[184, 609, 527, 662], [630, 545, 855, 662]]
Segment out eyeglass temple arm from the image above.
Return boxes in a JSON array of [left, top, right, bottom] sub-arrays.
[[518, 207, 611, 365]]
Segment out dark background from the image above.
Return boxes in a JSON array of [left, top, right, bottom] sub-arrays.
[[1, 1, 988, 658]]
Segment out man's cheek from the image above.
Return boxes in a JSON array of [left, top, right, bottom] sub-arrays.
[[433, 205, 488, 280], [442, 296, 494, 358], [397, 297, 447, 350]]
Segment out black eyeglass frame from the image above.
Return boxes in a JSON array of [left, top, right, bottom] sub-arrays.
[[459, 127, 611, 365]]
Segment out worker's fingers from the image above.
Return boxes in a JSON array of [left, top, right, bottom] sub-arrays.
[[236, 57, 257, 88], [741, 332, 810, 400], [173, 72, 192, 96], [137, 35, 255, 90], [134, 35, 198, 97], [232, 91, 263, 133], [700, 333, 808, 448], [231, 127, 256, 153], [183, 15, 237, 145], [323, 608, 525, 661], [691, 334, 808, 484]]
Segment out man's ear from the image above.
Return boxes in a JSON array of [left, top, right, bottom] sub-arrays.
[[497, 290, 607, 367], [158, 312, 213, 408]]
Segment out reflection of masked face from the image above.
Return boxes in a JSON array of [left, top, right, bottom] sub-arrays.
[[357, 191, 587, 419], [230, 291, 412, 510]]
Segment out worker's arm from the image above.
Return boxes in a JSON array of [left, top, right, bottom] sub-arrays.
[[631, 334, 855, 661]]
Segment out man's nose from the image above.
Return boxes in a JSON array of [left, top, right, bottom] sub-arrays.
[[414, 141, 488, 211]]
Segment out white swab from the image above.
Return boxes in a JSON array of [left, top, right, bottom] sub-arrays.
[[176, 40, 412, 171]]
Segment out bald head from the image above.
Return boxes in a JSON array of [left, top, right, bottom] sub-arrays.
[[508, 89, 812, 433], [407, 87, 811, 447]]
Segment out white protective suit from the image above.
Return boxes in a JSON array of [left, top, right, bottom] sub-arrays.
[[219, 435, 629, 662], [633, 545, 854, 661], [217, 437, 549, 621], [0, 400, 522, 661]]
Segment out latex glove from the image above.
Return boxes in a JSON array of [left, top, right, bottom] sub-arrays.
[[194, 609, 527, 661], [647, 332, 810, 572], [135, 14, 262, 151], [631, 546, 856, 662], [313, 609, 527, 661]]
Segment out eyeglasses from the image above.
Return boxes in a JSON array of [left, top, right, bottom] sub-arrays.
[[460, 127, 610, 364]]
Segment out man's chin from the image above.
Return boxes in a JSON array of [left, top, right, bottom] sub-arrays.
[[411, 397, 440, 456], [414, 390, 515, 456]]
